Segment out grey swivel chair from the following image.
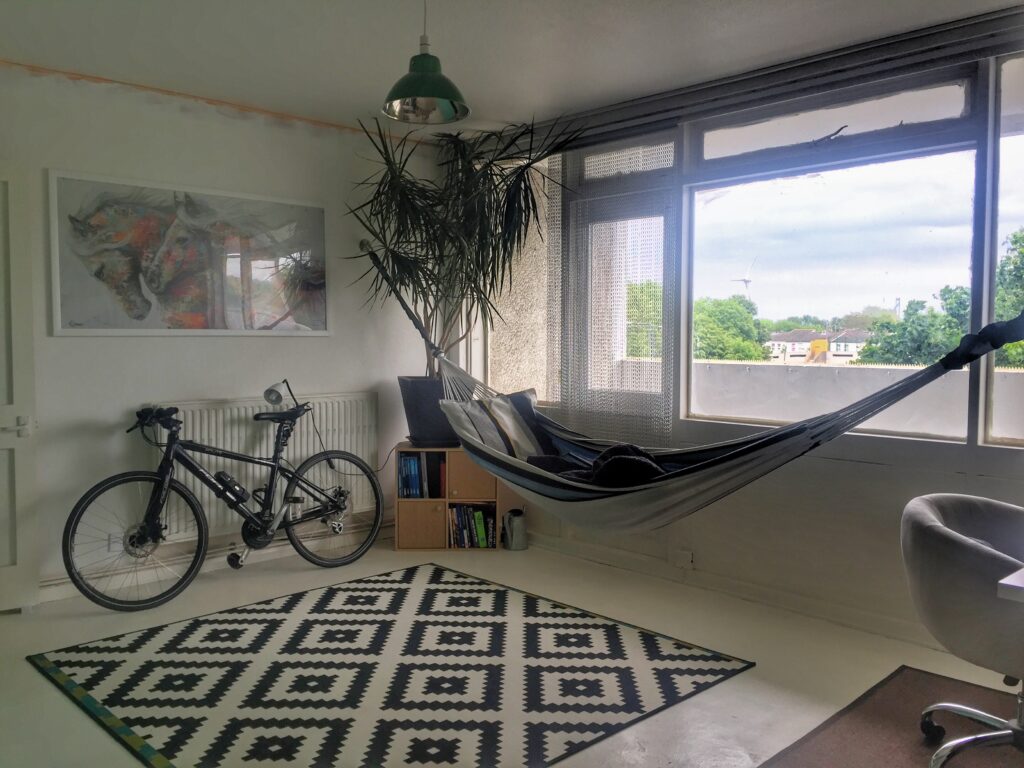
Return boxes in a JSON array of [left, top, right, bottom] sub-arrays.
[[901, 493, 1024, 767]]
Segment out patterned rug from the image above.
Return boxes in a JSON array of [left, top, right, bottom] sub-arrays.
[[28, 564, 753, 767]]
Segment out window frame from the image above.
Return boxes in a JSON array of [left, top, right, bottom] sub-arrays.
[[671, 59, 1003, 451], [489, 50, 1022, 469]]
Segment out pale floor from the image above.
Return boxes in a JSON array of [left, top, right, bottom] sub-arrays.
[[0, 544, 1005, 768]]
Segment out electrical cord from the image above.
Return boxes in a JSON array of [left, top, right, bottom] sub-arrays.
[[282, 379, 399, 476]]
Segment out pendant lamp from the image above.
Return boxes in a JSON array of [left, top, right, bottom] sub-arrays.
[[381, 0, 470, 124]]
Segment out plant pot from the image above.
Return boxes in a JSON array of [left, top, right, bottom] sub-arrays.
[[398, 376, 460, 447]]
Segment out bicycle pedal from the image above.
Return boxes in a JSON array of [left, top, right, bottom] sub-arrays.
[[226, 552, 244, 570]]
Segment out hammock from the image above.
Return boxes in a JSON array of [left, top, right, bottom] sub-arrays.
[[367, 250, 1024, 531]]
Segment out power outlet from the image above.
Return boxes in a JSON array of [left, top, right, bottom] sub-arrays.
[[671, 548, 694, 570]]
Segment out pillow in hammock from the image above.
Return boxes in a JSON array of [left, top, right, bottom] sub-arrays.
[[444, 390, 551, 459], [505, 389, 558, 456]]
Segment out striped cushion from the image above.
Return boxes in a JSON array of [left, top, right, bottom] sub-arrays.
[[441, 390, 549, 459], [481, 395, 545, 459]]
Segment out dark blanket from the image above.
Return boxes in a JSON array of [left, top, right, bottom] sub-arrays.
[[527, 443, 667, 488]]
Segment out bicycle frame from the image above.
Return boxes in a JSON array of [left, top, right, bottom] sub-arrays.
[[143, 419, 338, 539]]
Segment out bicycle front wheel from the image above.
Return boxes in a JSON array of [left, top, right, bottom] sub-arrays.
[[284, 451, 382, 567], [62, 471, 208, 611]]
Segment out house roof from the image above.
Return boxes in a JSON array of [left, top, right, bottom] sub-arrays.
[[770, 329, 829, 343], [831, 329, 873, 343]]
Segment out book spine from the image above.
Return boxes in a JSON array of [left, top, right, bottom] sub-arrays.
[[474, 508, 487, 548], [487, 514, 495, 548], [420, 452, 428, 497], [399, 455, 408, 498], [461, 506, 471, 548], [410, 457, 422, 498]]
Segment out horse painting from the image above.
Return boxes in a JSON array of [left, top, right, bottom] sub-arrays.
[[67, 195, 174, 323], [58, 178, 326, 332]]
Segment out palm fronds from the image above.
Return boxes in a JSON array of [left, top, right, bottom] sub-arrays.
[[349, 118, 582, 375]]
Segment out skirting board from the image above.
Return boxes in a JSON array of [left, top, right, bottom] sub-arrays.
[[528, 531, 939, 650]]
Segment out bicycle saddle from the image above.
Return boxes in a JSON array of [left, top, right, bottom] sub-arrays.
[[253, 403, 308, 422]]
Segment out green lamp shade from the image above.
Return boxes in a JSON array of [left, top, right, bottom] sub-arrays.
[[382, 50, 470, 124]]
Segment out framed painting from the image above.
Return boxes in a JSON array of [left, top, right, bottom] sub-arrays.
[[50, 171, 328, 335]]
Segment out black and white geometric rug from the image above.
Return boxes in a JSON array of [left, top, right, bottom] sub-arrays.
[[28, 564, 753, 767]]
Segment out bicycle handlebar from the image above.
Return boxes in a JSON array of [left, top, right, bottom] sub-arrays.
[[127, 406, 181, 433]]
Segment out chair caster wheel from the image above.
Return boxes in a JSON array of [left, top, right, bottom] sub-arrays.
[[227, 553, 244, 570], [921, 719, 945, 744]]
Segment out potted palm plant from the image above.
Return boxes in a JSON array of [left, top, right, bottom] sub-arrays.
[[351, 118, 579, 446]]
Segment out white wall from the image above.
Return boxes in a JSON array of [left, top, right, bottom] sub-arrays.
[[529, 372, 1024, 647], [0, 66, 427, 584]]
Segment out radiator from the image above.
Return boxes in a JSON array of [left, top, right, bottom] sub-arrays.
[[166, 392, 378, 537]]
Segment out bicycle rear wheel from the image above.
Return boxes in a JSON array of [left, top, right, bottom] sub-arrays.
[[284, 451, 382, 567], [62, 471, 208, 611]]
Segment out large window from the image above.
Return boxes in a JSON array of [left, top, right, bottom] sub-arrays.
[[488, 41, 1024, 450], [989, 56, 1024, 444], [689, 150, 976, 438]]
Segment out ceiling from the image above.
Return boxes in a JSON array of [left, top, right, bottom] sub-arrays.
[[0, 0, 1017, 130]]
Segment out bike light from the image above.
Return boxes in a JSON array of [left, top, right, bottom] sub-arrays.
[[264, 382, 288, 406]]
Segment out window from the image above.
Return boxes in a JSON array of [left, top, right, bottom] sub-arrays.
[[703, 82, 968, 159], [487, 44, 1024, 450], [689, 150, 975, 438], [989, 56, 1024, 444], [588, 216, 664, 393], [583, 142, 674, 180]]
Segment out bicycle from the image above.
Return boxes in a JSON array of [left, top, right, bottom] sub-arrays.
[[61, 386, 383, 611]]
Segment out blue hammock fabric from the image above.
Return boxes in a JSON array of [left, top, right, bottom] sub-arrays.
[[438, 312, 1024, 531]]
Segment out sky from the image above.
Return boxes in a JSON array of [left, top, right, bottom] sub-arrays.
[[691, 135, 1024, 322]]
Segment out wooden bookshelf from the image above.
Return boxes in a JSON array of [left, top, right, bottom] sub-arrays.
[[393, 441, 525, 550]]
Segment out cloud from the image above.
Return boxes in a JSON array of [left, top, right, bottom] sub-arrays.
[[691, 138, 1024, 320]]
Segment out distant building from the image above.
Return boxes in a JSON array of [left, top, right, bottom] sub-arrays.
[[767, 328, 872, 365], [768, 329, 829, 363], [828, 329, 872, 365]]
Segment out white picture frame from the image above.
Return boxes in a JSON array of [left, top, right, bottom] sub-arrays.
[[50, 170, 330, 336]]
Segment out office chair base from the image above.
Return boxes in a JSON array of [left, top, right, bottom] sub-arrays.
[[921, 694, 1024, 767]]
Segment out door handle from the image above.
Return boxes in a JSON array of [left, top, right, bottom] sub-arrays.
[[0, 416, 33, 438]]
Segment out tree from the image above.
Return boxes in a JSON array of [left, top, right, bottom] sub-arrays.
[[937, 285, 970, 335], [995, 228, 1024, 367], [835, 306, 897, 332], [693, 295, 770, 361], [858, 299, 962, 365], [626, 281, 662, 358], [762, 315, 828, 333]]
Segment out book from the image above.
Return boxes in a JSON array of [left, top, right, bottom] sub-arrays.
[[398, 455, 409, 497], [419, 452, 429, 497], [426, 453, 443, 498], [409, 456, 422, 498], [474, 508, 487, 548], [399, 454, 422, 499]]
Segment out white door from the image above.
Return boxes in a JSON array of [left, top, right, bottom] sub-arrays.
[[0, 176, 38, 610]]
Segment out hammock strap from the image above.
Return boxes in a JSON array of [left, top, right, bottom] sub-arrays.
[[940, 310, 1024, 369]]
